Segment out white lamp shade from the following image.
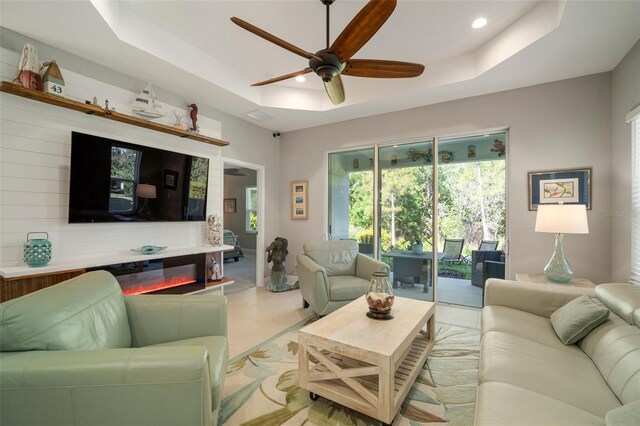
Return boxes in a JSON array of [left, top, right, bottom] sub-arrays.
[[136, 183, 156, 199], [535, 204, 589, 234]]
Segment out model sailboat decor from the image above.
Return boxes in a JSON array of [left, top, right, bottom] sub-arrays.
[[132, 83, 165, 120]]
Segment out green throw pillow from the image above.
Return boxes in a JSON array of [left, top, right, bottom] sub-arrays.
[[550, 295, 609, 345]]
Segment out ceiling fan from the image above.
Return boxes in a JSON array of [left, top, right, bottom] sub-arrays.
[[231, 0, 424, 105]]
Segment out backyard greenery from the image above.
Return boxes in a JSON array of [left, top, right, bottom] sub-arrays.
[[349, 160, 505, 256]]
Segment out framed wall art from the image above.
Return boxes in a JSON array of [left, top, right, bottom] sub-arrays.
[[224, 198, 237, 213], [291, 180, 308, 220], [163, 170, 178, 190], [528, 167, 592, 210]]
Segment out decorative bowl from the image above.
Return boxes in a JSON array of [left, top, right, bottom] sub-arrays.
[[131, 245, 167, 255]]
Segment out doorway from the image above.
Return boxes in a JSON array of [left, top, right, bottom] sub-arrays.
[[222, 160, 262, 293]]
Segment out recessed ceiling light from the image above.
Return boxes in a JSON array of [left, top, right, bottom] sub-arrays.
[[472, 17, 487, 29], [295, 75, 306, 83]]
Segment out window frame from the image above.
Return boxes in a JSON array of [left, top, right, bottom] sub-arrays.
[[245, 186, 258, 233], [628, 105, 640, 285]]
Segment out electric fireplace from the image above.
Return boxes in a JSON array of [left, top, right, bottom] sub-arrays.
[[87, 253, 208, 295]]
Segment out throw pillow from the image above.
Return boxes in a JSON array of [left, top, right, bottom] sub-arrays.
[[550, 295, 609, 345]]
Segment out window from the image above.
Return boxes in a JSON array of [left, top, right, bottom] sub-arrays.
[[246, 186, 257, 232], [109, 146, 141, 213], [629, 106, 640, 285]]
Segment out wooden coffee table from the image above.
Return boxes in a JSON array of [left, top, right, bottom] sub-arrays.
[[298, 296, 436, 425]]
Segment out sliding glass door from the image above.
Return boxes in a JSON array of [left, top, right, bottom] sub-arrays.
[[378, 140, 435, 302], [328, 148, 375, 256], [435, 133, 507, 308], [327, 132, 507, 307]]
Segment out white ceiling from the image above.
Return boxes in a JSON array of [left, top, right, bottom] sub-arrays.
[[1, 1, 639, 132]]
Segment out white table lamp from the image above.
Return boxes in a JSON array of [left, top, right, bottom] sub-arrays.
[[136, 184, 156, 217], [535, 204, 589, 283]]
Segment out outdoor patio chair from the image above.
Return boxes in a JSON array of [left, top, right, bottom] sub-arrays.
[[471, 250, 503, 287], [438, 238, 464, 270], [478, 240, 499, 251], [463, 240, 499, 263]]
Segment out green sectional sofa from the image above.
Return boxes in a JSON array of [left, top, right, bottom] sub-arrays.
[[475, 279, 640, 425], [0, 271, 228, 426]]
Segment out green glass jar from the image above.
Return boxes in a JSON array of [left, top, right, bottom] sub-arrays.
[[23, 232, 51, 267]]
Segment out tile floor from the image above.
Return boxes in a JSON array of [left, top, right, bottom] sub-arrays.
[[226, 286, 481, 358]]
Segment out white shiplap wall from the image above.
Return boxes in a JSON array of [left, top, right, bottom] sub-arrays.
[[0, 47, 224, 268]]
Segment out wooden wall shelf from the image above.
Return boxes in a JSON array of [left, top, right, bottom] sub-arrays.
[[0, 81, 230, 147]]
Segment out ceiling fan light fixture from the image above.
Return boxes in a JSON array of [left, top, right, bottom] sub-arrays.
[[472, 17, 487, 29]]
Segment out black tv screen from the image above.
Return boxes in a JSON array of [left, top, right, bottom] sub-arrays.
[[69, 132, 209, 223]]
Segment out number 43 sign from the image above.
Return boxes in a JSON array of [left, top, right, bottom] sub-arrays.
[[42, 60, 65, 98]]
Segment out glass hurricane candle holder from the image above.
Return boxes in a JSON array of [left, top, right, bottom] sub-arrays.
[[366, 271, 394, 320]]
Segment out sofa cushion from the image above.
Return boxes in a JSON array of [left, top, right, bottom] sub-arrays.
[[475, 382, 605, 426], [480, 331, 621, 417], [605, 400, 640, 426], [0, 271, 131, 351], [328, 276, 370, 301], [149, 336, 228, 410], [581, 323, 640, 404], [551, 296, 610, 345], [482, 306, 585, 355], [303, 240, 358, 276], [596, 283, 640, 325]]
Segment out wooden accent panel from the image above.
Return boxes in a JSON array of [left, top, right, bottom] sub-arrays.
[[0, 82, 230, 147], [0, 269, 85, 302]]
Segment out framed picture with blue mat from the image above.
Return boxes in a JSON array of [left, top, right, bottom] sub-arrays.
[[528, 167, 591, 211]]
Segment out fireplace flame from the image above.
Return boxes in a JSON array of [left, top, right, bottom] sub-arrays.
[[121, 277, 197, 295]]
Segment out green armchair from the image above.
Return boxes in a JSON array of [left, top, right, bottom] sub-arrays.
[[297, 240, 390, 316], [0, 271, 228, 426]]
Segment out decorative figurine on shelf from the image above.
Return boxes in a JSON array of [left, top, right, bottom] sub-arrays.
[[41, 60, 65, 97], [208, 255, 223, 281], [206, 214, 222, 246], [132, 82, 165, 120], [172, 110, 187, 130], [266, 237, 298, 292], [188, 103, 199, 133], [15, 43, 41, 90], [491, 139, 506, 157]]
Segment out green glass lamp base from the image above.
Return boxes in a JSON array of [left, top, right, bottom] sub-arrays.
[[544, 233, 574, 283]]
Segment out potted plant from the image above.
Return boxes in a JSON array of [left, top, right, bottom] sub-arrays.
[[412, 239, 423, 254]]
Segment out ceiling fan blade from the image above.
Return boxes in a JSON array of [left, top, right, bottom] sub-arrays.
[[330, 0, 397, 63], [231, 17, 318, 60], [324, 75, 345, 105], [251, 68, 313, 87], [343, 59, 425, 78]]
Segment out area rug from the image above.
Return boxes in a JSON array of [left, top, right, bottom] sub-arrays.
[[220, 317, 480, 425]]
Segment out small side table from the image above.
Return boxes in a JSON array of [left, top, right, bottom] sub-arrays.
[[515, 273, 595, 288]]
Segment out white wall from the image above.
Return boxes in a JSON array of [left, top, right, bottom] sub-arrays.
[[611, 39, 640, 283], [0, 31, 280, 275], [223, 170, 257, 250], [279, 73, 613, 284], [0, 47, 224, 266]]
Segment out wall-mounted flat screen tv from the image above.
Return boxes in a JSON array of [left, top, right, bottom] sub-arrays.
[[69, 132, 209, 223]]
